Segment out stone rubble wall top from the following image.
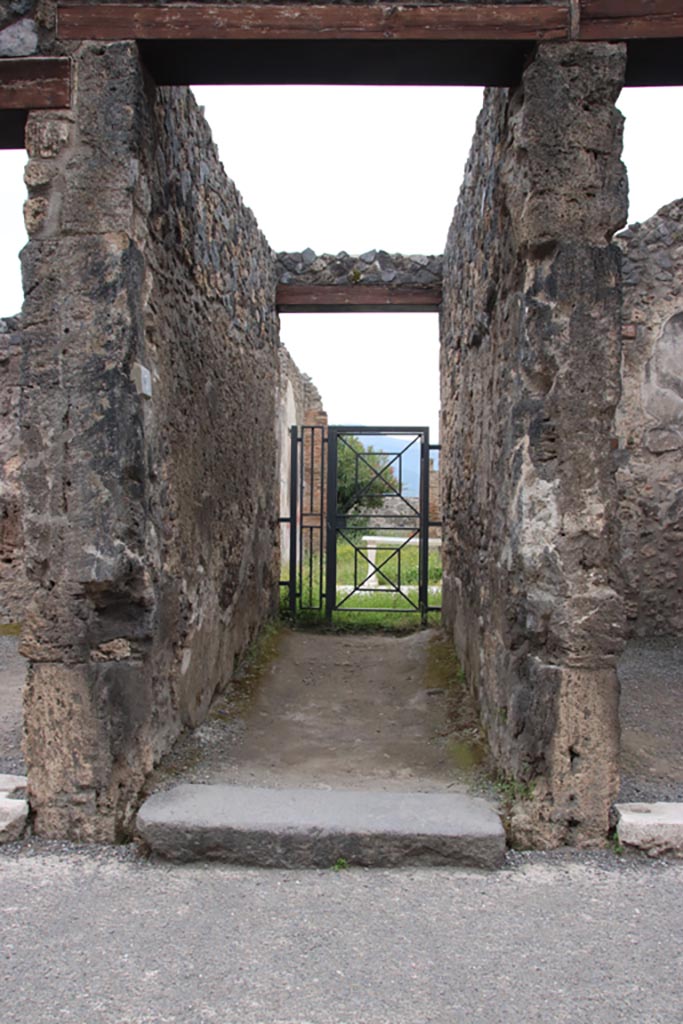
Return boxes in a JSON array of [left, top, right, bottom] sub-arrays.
[[277, 250, 443, 288]]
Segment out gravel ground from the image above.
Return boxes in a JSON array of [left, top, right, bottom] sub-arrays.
[[0, 840, 681, 1024]]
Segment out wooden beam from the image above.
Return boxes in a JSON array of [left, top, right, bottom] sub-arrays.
[[139, 38, 535, 87], [58, 4, 568, 42], [581, 0, 683, 39], [277, 284, 441, 314], [0, 58, 71, 110]]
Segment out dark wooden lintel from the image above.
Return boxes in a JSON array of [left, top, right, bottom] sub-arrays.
[[0, 58, 71, 112], [581, 0, 683, 39], [277, 284, 441, 313], [58, 4, 568, 42]]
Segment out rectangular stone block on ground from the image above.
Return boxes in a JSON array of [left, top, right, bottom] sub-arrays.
[[616, 803, 683, 858], [0, 774, 28, 844], [137, 784, 505, 869]]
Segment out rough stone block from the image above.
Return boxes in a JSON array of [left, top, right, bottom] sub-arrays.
[[0, 18, 38, 57], [616, 803, 683, 858], [0, 774, 27, 798], [0, 797, 28, 844]]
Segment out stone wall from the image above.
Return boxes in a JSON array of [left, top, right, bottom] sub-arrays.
[[0, 315, 26, 623], [20, 42, 280, 840], [440, 43, 627, 846], [616, 203, 683, 638], [0, 0, 60, 58], [277, 250, 442, 290]]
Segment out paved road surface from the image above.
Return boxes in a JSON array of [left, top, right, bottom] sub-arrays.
[[1, 843, 681, 1024]]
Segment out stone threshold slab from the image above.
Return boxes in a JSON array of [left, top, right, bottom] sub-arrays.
[[616, 802, 683, 858], [137, 784, 505, 869], [0, 774, 28, 844]]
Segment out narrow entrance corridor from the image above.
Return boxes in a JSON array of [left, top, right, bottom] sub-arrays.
[[140, 627, 505, 866], [149, 628, 487, 796]]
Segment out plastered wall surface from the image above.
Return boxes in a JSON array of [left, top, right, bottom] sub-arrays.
[[278, 346, 324, 559], [440, 43, 628, 846], [19, 42, 280, 840], [616, 203, 683, 638]]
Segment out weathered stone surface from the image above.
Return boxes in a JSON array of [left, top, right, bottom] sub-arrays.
[[0, 773, 27, 797], [0, 774, 26, 847], [616, 802, 683, 858], [278, 250, 442, 289], [0, 795, 28, 843], [0, 1, 35, 35], [440, 43, 627, 847], [0, 16, 37, 56], [615, 202, 683, 638], [20, 43, 280, 841], [137, 784, 506, 868], [0, 317, 27, 624]]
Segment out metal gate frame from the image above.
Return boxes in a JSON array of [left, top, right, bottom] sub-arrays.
[[281, 424, 441, 622]]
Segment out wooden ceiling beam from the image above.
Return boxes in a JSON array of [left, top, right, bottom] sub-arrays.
[[581, 0, 683, 39], [0, 58, 71, 110], [58, 4, 568, 42], [277, 284, 442, 314]]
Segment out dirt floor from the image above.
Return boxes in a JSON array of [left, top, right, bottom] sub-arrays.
[[149, 628, 491, 797]]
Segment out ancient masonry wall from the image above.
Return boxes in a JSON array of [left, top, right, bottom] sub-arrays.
[[277, 251, 442, 289], [20, 42, 280, 840], [615, 203, 683, 638], [0, 316, 27, 623], [440, 43, 628, 846]]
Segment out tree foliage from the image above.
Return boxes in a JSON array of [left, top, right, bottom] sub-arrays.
[[336, 435, 397, 516]]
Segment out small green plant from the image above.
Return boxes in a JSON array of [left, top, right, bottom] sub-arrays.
[[610, 830, 625, 856], [494, 775, 535, 803], [332, 856, 349, 872], [350, 269, 362, 283]]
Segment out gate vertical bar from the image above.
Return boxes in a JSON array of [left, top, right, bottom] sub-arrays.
[[288, 425, 298, 619], [325, 426, 339, 621], [419, 427, 430, 624]]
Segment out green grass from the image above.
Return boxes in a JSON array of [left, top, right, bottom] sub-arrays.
[[283, 538, 442, 632], [335, 538, 442, 588], [292, 590, 440, 633]]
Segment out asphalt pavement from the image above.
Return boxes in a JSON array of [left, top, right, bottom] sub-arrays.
[[1, 842, 681, 1024]]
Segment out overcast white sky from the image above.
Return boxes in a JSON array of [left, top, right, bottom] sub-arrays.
[[1, 84, 682, 436]]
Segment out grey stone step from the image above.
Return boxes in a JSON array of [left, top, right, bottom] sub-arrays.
[[137, 784, 505, 869], [616, 802, 683, 858]]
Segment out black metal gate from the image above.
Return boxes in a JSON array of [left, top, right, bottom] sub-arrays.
[[281, 425, 441, 622]]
